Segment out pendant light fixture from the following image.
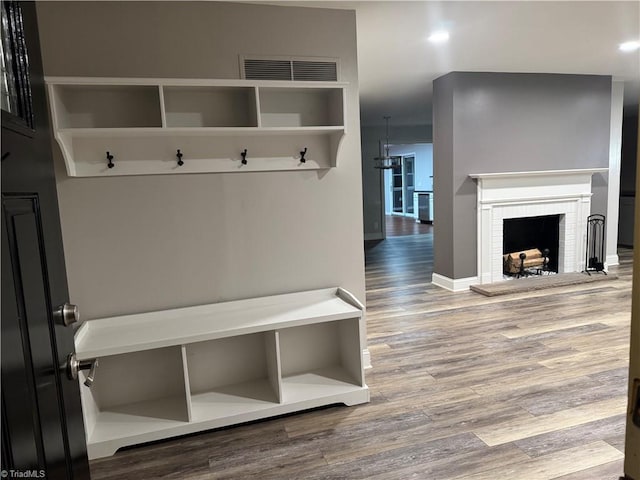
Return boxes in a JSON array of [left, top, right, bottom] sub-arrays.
[[374, 116, 399, 169]]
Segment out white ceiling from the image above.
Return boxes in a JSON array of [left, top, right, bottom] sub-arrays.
[[263, 1, 640, 126]]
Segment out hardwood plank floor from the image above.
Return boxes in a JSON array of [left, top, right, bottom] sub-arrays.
[[385, 214, 433, 237], [89, 236, 633, 479]]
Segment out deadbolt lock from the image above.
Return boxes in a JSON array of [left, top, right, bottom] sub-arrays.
[[54, 303, 80, 327]]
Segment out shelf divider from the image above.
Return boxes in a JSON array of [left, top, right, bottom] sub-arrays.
[[181, 345, 193, 422], [159, 85, 168, 128], [266, 331, 283, 403]]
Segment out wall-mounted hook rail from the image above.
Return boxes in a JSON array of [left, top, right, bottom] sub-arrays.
[[106, 151, 114, 169], [176, 149, 184, 166], [300, 147, 307, 163], [241, 149, 248, 165]]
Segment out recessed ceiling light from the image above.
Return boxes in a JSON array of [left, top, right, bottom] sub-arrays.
[[428, 30, 450, 44], [619, 41, 640, 52]]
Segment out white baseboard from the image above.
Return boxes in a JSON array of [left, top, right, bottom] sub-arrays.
[[364, 232, 384, 241], [432, 273, 479, 292], [606, 254, 619, 268], [363, 348, 372, 369]]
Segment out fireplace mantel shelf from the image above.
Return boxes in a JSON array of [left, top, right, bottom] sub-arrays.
[[469, 168, 608, 179]]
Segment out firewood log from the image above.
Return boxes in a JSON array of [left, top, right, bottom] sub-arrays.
[[505, 248, 542, 262], [503, 248, 545, 273]]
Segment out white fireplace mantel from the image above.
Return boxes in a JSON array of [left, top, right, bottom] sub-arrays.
[[470, 168, 608, 285], [469, 168, 608, 180]]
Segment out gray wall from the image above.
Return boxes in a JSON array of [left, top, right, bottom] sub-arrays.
[[433, 72, 612, 280], [621, 104, 638, 195], [432, 74, 454, 276], [618, 103, 638, 246], [36, 1, 366, 319], [361, 124, 432, 239]]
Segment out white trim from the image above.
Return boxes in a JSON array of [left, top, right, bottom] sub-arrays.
[[432, 273, 479, 292], [469, 168, 608, 179], [45, 76, 348, 88], [479, 193, 592, 206], [607, 81, 624, 265], [363, 349, 372, 369], [606, 254, 620, 268]]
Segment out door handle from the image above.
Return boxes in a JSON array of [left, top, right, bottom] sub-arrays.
[[66, 353, 98, 387], [54, 303, 80, 327]]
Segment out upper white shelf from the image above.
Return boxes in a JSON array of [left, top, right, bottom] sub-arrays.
[[74, 287, 363, 360], [58, 126, 345, 137], [46, 77, 348, 176]]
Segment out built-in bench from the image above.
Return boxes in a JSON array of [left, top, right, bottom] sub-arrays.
[[74, 287, 369, 459]]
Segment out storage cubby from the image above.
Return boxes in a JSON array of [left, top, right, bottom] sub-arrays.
[[278, 319, 363, 403], [80, 346, 190, 454], [74, 287, 368, 459], [46, 78, 347, 176], [163, 86, 258, 127], [186, 332, 281, 422], [53, 85, 162, 128], [258, 87, 344, 127]]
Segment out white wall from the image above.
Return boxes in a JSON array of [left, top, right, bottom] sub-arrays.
[[389, 143, 433, 191], [36, 2, 365, 319]]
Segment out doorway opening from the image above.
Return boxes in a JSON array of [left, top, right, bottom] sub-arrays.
[[382, 143, 433, 237]]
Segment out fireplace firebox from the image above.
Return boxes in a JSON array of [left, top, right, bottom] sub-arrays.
[[503, 214, 561, 274]]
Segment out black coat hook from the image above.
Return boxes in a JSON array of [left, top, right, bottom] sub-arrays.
[[241, 149, 248, 165], [300, 147, 307, 163], [106, 151, 114, 169], [176, 149, 184, 166]]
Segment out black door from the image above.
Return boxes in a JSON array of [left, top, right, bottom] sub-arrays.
[[1, 2, 89, 478]]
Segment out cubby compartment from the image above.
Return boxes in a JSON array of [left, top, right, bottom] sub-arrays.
[[278, 318, 363, 403], [163, 86, 258, 127], [185, 332, 281, 422], [258, 87, 344, 127], [52, 85, 162, 128], [82, 346, 190, 450]]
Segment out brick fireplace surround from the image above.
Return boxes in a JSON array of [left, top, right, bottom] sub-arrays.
[[470, 169, 608, 285]]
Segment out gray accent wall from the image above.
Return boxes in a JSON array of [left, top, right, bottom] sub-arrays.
[[36, 2, 365, 319], [619, 103, 638, 246], [432, 74, 454, 277], [621, 104, 638, 195], [433, 72, 612, 280]]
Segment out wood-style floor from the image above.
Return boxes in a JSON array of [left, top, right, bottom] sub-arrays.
[[386, 214, 433, 237], [89, 234, 633, 480]]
